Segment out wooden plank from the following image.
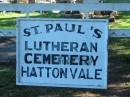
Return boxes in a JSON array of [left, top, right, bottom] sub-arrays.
[[0, 3, 130, 62], [0, 29, 130, 62], [0, 3, 130, 12], [0, 29, 15, 37], [0, 37, 15, 62], [109, 29, 130, 37], [0, 28, 130, 37], [0, 47, 16, 62]]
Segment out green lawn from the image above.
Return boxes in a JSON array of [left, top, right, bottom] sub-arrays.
[[0, 12, 130, 29], [0, 12, 130, 97], [109, 12, 130, 29], [0, 12, 63, 28], [0, 38, 130, 97]]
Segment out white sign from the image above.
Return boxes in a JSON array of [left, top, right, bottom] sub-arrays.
[[16, 18, 108, 89]]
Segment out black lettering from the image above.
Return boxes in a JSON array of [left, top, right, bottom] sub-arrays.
[[90, 42, 97, 52], [45, 67, 51, 78], [60, 68, 67, 78], [21, 66, 29, 77], [31, 25, 40, 35], [43, 41, 50, 51], [37, 67, 44, 77], [52, 54, 60, 64], [55, 24, 63, 32], [78, 68, 86, 79], [45, 24, 53, 33], [77, 25, 85, 34], [34, 53, 42, 64], [25, 41, 32, 50], [43, 54, 51, 64], [52, 68, 59, 78], [70, 68, 78, 79], [95, 69, 102, 80], [61, 42, 69, 51], [24, 53, 32, 64], [24, 28, 31, 37], [70, 42, 78, 52], [86, 69, 94, 79], [34, 41, 42, 50], [52, 42, 60, 51], [70, 55, 78, 65], [65, 24, 75, 32], [91, 56, 98, 66], [93, 29, 102, 38], [80, 42, 89, 52], [61, 55, 69, 65], [79, 55, 89, 65], [30, 67, 37, 77]]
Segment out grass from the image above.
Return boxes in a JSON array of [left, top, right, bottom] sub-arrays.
[[0, 12, 63, 28], [0, 38, 130, 97], [0, 12, 130, 97], [109, 12, 130, 29], [0, 12, 130, 29]]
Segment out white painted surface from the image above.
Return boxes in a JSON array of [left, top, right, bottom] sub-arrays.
[[0, 29, 15, 36], [16, 18, 108, 89], [109, 29, 130, 37], [0, 3, 130, 12], [1, 28, 130, 37], [84, 0, 100, 3]]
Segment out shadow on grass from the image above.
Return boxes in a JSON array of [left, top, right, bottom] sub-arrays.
[[0, 12, 63, 28], [0, 38, 130, 97], [0, 17, 16, 28]]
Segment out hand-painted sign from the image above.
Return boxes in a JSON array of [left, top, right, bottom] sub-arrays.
[[16, 18, 108, 89]]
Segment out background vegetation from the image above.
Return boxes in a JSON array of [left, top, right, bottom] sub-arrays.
[[0, 1, 130, 97], [0, 11, 130, 29]]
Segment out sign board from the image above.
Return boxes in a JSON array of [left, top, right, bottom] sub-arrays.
[[16, 18, 108, 89]]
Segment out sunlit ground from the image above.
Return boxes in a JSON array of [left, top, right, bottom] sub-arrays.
[[0, 12, 130, 97], [0, 12, 130, 29], [109, 12, 130, 29]]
